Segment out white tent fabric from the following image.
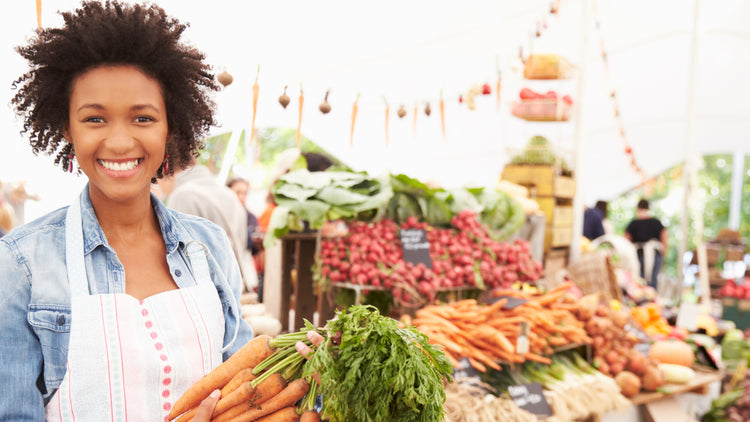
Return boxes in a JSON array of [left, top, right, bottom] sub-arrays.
[[2, 0, 749, 219]]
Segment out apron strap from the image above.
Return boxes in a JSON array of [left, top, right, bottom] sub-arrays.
[[65, 191, 92, 297]]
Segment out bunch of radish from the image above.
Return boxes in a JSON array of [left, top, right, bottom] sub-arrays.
[[315, 211, 542, 306]]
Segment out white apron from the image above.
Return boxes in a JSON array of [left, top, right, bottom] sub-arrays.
[[45, 195, 225, 422]]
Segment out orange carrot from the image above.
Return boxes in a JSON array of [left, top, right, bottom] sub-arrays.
[[383, 98, 390, 148], [36, 0, 42, 28], [220, 368, 255, 397], [250, 65, 260, 146], [349, 93, 360, 148], [412, 104, 418, 139], [296, 85, 304, 150], [254, 406, 300, 422], [224, 378, 310, 422], [496, 70, 502, 111], [210, 375, 287, 422], [168, 335, 274, 420], [213, 373, 286, 418], [439, 90, 446, 140], [300, 410, 321, 422]]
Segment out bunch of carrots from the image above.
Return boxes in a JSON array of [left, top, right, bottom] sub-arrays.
[[168, 334, 320, 422], [409, 282, 591, 373]]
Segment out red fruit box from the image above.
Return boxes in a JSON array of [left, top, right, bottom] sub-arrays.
[[511, 99, 572, 122]]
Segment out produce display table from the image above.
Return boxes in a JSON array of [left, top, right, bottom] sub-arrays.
[[629, 367, 722, 406]]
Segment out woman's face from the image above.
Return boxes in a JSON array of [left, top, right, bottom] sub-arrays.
[[229, 180, 249, 206], [66, 65, 169, 207]]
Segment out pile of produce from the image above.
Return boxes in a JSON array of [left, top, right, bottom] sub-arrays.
[[703, 367, 750, 422], [482, 352, 630, 421], [265, 169, 527, 247], [443, 381, 541, 422], [170, 305, 453, 422], [718, 278, 750, 300], [313, 211, 542, 307], [411, 283, 590, 371], [629, 303, 680, 339]]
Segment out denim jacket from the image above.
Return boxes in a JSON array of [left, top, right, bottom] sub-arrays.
[[0, 187, 253, 421]]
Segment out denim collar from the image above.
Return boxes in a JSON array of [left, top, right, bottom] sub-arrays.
[[78, 185, 188, 256]]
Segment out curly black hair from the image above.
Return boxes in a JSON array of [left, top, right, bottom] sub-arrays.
[[11, 0, 219, 179]]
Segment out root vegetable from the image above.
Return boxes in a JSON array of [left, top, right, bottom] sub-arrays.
[[626, 349, 647, 376], [641, 365, 665, 391], [615, 371, 641, 398]]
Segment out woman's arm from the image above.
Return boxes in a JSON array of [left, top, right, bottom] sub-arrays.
[[0, 243, 46, 421], [660, 228, 668, 252]]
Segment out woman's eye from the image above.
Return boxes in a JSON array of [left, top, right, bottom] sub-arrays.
[[135, 116, 155, 123], [84, 116, 104, 123]]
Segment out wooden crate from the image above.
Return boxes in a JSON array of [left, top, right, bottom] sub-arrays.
[[501, 164, 575, 198], [545, 225, 572, 250], [536, 197, 573, 226], [543, 247, 569, 280]]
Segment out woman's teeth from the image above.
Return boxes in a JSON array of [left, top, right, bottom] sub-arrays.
[[99, 159, 141, 171]]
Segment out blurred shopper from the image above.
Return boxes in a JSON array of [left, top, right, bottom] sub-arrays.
[[226, 177, 261, 253], [596, 200, 615, 234], [162, 160, 259, 293], [2, 181, 40, 228], [624, 199, 667, 288], [583, 201, 606, 241]]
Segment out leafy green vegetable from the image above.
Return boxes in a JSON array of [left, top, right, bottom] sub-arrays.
[[252, 305, 454, 422]]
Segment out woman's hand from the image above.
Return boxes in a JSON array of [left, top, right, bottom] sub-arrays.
[[191, 389, 220, 422], [295, 330, 324, 358]]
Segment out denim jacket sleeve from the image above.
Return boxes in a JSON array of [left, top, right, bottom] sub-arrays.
[[0, 236, 49, 421]]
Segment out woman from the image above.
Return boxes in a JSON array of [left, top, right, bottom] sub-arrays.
[[1, 2, 319, 420], [624, 199, 668, 288]]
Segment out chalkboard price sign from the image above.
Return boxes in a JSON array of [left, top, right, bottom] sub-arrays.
[[400, 228, 433, 268], [507, 383, 552, 416]]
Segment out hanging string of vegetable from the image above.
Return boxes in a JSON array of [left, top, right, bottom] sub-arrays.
[[249, 65, 260, 146], [440, 90, 446, 140], [350, 93, 360, 149], [383, 96, 390, 148], [36, 0, 42, 28], [496, 70, 502, 111], [412, 103, 418, 139], [296, 84, 304, 150]]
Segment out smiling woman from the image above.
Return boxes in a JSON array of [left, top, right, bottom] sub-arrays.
[[0, 2, 259, 421]]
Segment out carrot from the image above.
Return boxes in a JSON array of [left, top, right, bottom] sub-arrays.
[[224, 378, 310, 422], [210, 375, 287, 422], [296, 85, 304, 150], [383, 97, 390, 148], [439, 90, 446, 140], [254, 406, 300, 422], [349, 93, 360, 148], [221, 368, 255, 397], [300, 410, 321, 422], [412, 103, 418, 139], [168, 335, 274, 420], [495, 72, 502, 111], [36, 0, 42, 28], [213, 374, 286, 418], [525, 352, 552, 365], [250, 65, 260, 147]]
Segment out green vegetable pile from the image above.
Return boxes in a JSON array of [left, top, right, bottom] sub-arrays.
[[265, 169, 525, 246], [251, 305, 454, 422], [509, 135, 572, 174]]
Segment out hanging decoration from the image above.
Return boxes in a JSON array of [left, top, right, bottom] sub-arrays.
[[296, 84, 304, 150], [383, 97, 390, 148], [412, 103, 418, 139], [278, 85, 290, 109], [424, 103, 432, 116], [36, 0, 42, 28], [440, 90, 446, 140], [249, 66, 260, 146], [319, 90, 331, 114], [217, 69, 233, 87], [350, 93, 360, 149], [592, 1, 647, 183]]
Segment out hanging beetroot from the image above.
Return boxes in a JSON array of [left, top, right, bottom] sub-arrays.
[[397, 105, 406, 119], [424, 103, 431, 116], [278, 85, 290, 109], [319, 90, 331, 114]]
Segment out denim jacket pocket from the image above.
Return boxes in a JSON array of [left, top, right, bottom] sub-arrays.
[[28, 305, 71, 389]]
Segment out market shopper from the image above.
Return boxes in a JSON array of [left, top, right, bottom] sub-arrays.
[[624, 199, 668, 288], [0, 2, 320, 420]]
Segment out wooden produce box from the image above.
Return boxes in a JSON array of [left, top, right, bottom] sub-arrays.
[[501, 164, 575, 199], [536, 197, 573, 227], [545, 225, 572, 251]]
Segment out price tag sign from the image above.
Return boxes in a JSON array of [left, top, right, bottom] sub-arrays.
[[452, 358, 481, 382], [507, 383, 553, 417], [400, 229, 432, 268], [489, 295, 528, 310], [675, 302, 700, 331]]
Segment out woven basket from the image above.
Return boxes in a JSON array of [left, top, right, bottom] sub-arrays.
[[566, 250, 622, 302]]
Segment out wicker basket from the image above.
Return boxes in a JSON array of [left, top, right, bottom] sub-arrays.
[[566, 250, 622, 302], [511, 98, 572, 122]]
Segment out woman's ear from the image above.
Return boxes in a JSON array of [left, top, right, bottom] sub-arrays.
[[63, 124, 71, 142]]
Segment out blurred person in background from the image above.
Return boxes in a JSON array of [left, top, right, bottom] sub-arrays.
[[160, 159, 259, 295], [596, 200, 615, 235], [624, 198, 667, 288], [583, 201, 605, 241], [226, 177, 261, 254], [2, 180, 40, 228]]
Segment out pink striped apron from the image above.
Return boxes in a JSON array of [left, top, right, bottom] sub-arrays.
[[45, 195, 225, 422]]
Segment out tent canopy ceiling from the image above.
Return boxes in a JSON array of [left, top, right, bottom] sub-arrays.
[[3, 0, 750, 206]]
